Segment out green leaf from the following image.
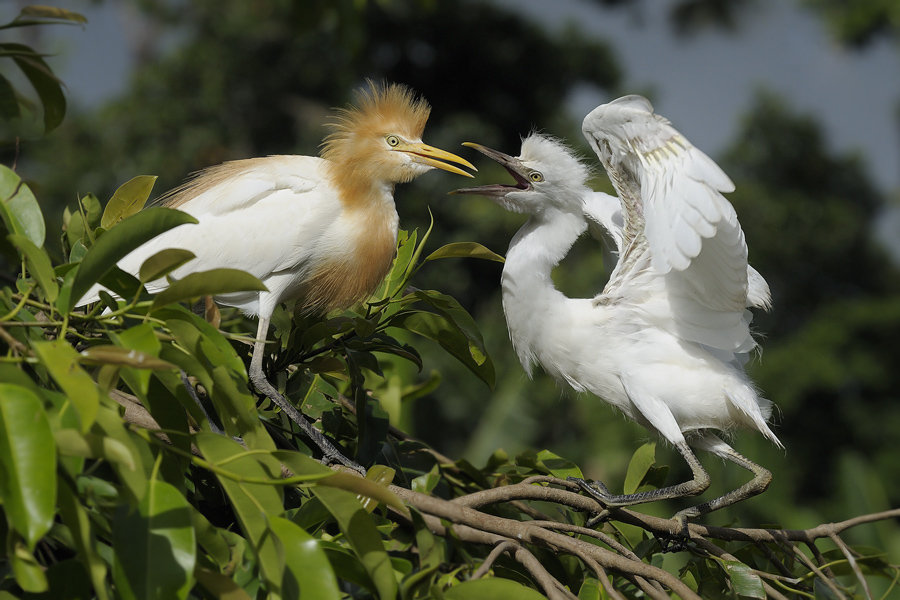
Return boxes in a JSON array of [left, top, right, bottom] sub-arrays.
[[8, 233, 58, 302], [534, 449, 583, 480], [57, 478, 110, 600], [442, 577, 548, 599], [138, 248, 196, 283], [312, 486, 398, 600], [8, 534, 48, 593], [722, 560, 766, 599], [0, 164, 44, 246], [318, 471, 408, 517], [113, 478, 197, 600], [78, 345, 176, 370], [0, 73, 20, 121], [9, 43, 65, 132], [31, 340, 102, 433], [101, 175, 158, 229], [269, 516, 341, 600], [93, 405, 149, 502], [424, 241, 505, 263], [69, 207, 197, 310], [624, 442, 657, 495], [194, 569, 253, 600], [0, 384, 56, 550], [18, 6, 88, 24], [390, 309, 495, 389], [194, 433, 285, 592], [150, 268, 267, 310]]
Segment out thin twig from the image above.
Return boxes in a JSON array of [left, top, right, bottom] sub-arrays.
[[787, 543, 846, 599], [828, 531, 872, 600]]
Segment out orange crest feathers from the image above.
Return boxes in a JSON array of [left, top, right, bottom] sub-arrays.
[[321, 80, 432, 161]]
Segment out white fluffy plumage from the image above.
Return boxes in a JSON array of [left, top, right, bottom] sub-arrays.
[[455, 97, 778, 526]]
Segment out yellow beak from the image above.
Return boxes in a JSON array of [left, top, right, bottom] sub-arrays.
[[396, 142, 477, 178]]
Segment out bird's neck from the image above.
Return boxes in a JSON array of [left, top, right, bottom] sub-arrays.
[[502, 208, 587, 371], [325, 159, 397, 212], [505, 208, 587, 281]]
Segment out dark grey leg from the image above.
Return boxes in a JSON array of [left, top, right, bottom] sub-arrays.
[[250, 317, 365, 474]]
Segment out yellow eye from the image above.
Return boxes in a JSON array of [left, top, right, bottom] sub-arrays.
[[529, 171, 544, 182], [386, 135, 401, 147]]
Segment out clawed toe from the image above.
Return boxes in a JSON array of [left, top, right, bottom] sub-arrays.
[[568, 476, 614, 527], [656, 513, 693, 553]]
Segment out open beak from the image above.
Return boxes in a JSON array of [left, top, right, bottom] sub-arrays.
[[398, 142, 477, 178], [450, 142, 532, 196]]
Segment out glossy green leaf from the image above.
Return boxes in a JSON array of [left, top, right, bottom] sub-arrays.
[[194, 433, 285, 591], [320, 544, 376, 593], [722, 560, 766, 599], [269, 516, 341, 600], [18, 6, 88, 24], [0, 384, 56, 550], [534, 449, 583, 480], [26, 559, 94, 600], [53, 429, 137, 474], [624, 442, 657, 495], [194, 569, 253, 600], [0, 164, 44, 246], [424, 241, 505, 263], [0, 73, 20, 121], [94, 405, 148, 502], [312, 486, 398, 600], [150, 268, 266, 310], [57, 477, 110, 600], [442, 577, 548, 599], [68, 207, 197, 310], [113, 478, 197, 600], [138, 248, 196, 283], [8, 233, 58, 302], [78, 345, 176, 370], [101, 175, 158, 228], [577, 577, 602, 600], [318, 472, 408, 517], [390, 309, 495, 389], [161, 305, 247, 379], [31, 340, 101, 432], [9, 43, 65, 132], [80, 193, 102, 231], [8, 534, 48, 593]]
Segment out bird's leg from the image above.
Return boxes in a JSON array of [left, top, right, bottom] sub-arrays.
[[672, 432, 772, 531], [569, 440, 711, 538], [249, 317, 365, 475]]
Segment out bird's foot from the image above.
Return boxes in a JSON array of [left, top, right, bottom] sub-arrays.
[[251, 374, 366, 475], [655, 512, 693, 553], [568, 477, 613, 527]]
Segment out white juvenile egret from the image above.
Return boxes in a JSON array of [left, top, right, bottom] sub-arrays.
[[79, 81, 475, 469], [454, 95, 780, 533]]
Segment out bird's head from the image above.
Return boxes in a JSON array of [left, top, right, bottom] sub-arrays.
[[322, 81, 475, 184], [451, 134, 590, 215]]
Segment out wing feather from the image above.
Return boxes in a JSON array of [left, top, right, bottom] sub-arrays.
[[583, 95, 768, 357]]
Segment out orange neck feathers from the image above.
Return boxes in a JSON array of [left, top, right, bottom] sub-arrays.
[[321, 81, 432, 208]]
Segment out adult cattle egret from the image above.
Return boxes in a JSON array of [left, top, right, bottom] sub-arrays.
[[79, 81, 475, 469], [454, 95, 779, 533]]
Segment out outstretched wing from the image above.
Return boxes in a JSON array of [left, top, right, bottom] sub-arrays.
[[582, 96, 768, 354]]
